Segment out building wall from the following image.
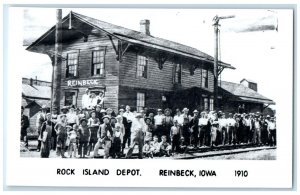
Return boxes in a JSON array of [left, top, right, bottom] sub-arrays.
[[59, 34, 120, 111], [119, 48, 214, 93]]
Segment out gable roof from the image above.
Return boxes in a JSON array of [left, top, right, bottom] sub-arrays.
[[240, 78, 257, 84], [26, 11, 234, 69], [219, 81, 275, 105], [22, 83, 51, 100]]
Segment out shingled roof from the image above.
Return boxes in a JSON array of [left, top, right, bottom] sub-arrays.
[[22, 83, 51, 100], [26, 11, 234, 69], [219, 81, 275, 105]]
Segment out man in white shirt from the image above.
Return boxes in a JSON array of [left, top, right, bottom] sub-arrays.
[[81, 89, 90, 110], [218, 113, 228, 145], [173, 109, 184, 127], [198, 111, 208, 147], [122, 105, 134, 148], [226, 113, 236, 145], [154, 109, 165, 141], [268, 117, 276, 146]]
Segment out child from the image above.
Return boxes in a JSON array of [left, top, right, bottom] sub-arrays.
[[150, 135, 160, 156], [67, 125, 77, 158], [170, 120, 180, 153], [178, 137, 187, 153], [143, 139, 153, 158], [112, 123, 123, 158], [159, 135, 171, 157], [78, 119, 90, 158], [144, 117, 153, 143]]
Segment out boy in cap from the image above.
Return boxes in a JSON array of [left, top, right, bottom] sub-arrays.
[[159, 135, 171, 157], [78, 118, 90, 158], [170, 120, 180, 153]]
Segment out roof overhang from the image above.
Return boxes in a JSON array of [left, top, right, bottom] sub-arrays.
[[238, 96, 275, 105]]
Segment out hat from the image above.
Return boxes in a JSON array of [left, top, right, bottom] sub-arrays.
[[164, 108, 171, 113], [66, 125, 72, 129], [61, 106, 69, 111], [182, 107, 189, 112], [266, 115, 270, 118], [116, 115, 122, 120], [119, 108, 125, 112], [157, 108, 162, 112], [100, 109, 106, 113], [102, 115, 111, 120], [201, 111, 206, 115], [193, 109, 199, 113], [41, 105, 48, 110], [135, 113, 143, 118], [21, 106, 24, 110], [80, 118, 87, 124], [229, 113, 233, 116], [90, 110, 96, 115], [106, 108, 113, 112]]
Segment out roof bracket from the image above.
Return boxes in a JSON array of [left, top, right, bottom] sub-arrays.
[[217, 66, 225, 76], [154, 53, 168, 70], [108, 35, 119, 58]]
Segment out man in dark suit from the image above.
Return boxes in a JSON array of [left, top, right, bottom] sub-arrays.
[[21, 106, 30, 145]]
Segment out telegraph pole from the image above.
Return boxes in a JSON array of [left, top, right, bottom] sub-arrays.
[[212, 15, 234, 111], [52, 9, 63, 115]]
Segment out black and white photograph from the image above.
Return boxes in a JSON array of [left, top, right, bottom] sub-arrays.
[[3, 4, 294, 189], [20, 8, 279, 160]]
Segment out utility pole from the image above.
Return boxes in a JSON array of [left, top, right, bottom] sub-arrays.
[[52, 9, 63, 115], [212, 15, 234, 111]]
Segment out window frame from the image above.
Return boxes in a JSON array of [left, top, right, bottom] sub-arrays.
[[174, 63, 182, 84], [64, 89, 78, 107], [136, 92, 145, 112], [91, 50, 105, 77], [202, 68, 208, 88], [66, 52, 79, 78], [209, 98, 214, 111], [136, 54, 148, 78]]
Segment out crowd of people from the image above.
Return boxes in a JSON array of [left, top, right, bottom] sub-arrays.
[[21, 103, 277, 159]]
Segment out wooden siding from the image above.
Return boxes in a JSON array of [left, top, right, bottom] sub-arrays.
[[119, 48, 214, 93], [59, 34, 119, 111]]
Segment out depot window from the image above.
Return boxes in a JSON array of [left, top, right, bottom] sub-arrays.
[[92, 50, 105, 76], [66, 53, 78, 78], [137, 55, 148, 78], [202, 69, 208, 88], [64, 90, 78, 107], [209, 98, 214, 111], [137, 92, 145, 112]]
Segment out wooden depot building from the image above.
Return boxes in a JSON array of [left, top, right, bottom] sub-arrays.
[[26, 11, 274, 113]]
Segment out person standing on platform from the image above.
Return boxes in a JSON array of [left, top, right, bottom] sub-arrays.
[[227, 113, 236, 145], [154, 109, 165, 142], [21, 106, 30, 146], [54, 114, 67, 158], [219, 113, 228, 145], [94, 115, 113, 158], [126, 113, 145, 159], [190, 110, 199, 148], [40, 113, 54, 158], [163, 108, 173, 142], [268, 117, 276, 146], [87, 111, 100, 155], [36, 105, 47, 152], [198, 111, 208, 147], [78, 118, 90, 158], [66, 105, 79, 127], [122, 106, 134, 150], [81, 89, 91, 110]]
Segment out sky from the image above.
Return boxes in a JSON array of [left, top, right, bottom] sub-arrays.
[[20, 8, 294, 109]]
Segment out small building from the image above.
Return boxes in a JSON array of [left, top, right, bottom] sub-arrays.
[[22, 77, 51, 132], [218, 80, 275, 115], [26, 11, 234, 112]]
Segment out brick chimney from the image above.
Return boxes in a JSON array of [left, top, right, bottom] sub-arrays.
[[140, 19, 150, 35]]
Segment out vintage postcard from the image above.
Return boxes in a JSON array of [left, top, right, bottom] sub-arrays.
[[4, 5, 294, 189]]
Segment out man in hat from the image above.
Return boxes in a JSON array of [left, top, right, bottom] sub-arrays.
[[78, 118, 90, 158], [154, 108, 165, 142], [252, 114, 262, 145], [94, 115, 113, 158], [20, 106, 30, 145], [261, 115, 270, 145], [122, 106, 134, 149], [243, 114, 252, 144], [198, 111, 208, 147], [54, 114, 67, 158], [163, 108, 173, 142], [36, 105, 48, 151], [189, 109, 199, 148], [40, 113, 54, 158], [181, 107, 190, 121], [126, 113, 145, 159], [268, 117, 276, 146], [227, 113, 236, 145]]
